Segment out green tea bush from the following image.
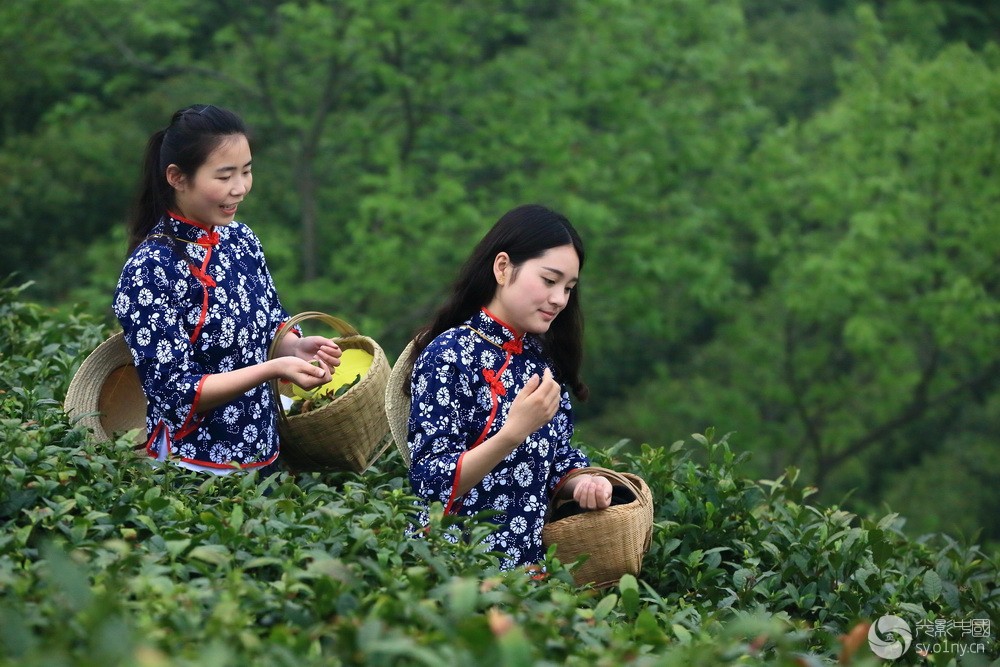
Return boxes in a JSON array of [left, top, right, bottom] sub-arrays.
[[1, 282, 998, 665]]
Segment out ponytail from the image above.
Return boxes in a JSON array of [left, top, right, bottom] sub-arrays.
[[126, 129, 170, 254]]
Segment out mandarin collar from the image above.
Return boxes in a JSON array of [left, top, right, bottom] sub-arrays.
[[166, 211, 216, 242], [163, 211, 220, 248], [472, 308, 526, 353]]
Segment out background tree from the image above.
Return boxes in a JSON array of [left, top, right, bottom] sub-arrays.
[[585, 9, 1000, 537]]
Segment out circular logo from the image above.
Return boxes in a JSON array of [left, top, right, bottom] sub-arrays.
[[868, 615, 913, 660]]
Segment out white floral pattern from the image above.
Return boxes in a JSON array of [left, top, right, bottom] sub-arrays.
[[408, 309, 589, 570], [113, 214, 293, 468]]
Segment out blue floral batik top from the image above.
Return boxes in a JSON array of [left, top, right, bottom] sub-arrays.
[[112, 212, 296, 471], [408, 307, 589, 569]]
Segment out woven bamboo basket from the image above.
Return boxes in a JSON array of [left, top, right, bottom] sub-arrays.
[[542, 467, 654, 588], [384, 339, 417, 468], [269, 312, 392, 473]]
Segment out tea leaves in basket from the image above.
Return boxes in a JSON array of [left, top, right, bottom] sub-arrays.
[[288, 373, 362, 416]]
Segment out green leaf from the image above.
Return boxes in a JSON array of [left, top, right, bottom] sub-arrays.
[[230, 504, 244, 532], [899, 602, 927, 618], [306, 556, 351, 583], [498, 625, 534, 667], [594, 594, 618, 620], [660, 538, 682, 556], [634, 609, 667, 645], [447, 576, 478, 620], [619, 574, 640, 615], [242, 557, 283, 570], [188, 544, 232, 566], [869, 528, 893, 567], [164, 539, 192, 558], [922, 569, 942, 601]]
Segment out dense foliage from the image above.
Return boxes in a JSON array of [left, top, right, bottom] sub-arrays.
[[2, 0, 999, 590], [2, 285, 999, 664]]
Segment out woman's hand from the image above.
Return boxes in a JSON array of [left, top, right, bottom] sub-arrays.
[[499, 367, 562, 447], [572, 474, 613, 510], [453, 367, 563, 497], [196, 354, 331, 413], [291, 335, 342, 371], [275, 356, 332, 390]]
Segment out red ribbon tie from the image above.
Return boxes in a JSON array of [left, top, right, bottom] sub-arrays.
[[190, 264, 217, 287], [483, 369, 507, 396], [502, 339, 523, 355], [197, 232, 220, 248]]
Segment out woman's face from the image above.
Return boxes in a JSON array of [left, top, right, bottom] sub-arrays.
[[488, 243, 580, 336], [169, 134, 252, 228]]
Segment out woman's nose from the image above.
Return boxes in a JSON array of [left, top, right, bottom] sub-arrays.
[[232, 175, 251, 196]]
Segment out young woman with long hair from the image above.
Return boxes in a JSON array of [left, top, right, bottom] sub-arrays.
[[406, 204, 612, 569]]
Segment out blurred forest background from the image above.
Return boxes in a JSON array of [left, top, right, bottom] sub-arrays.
[[2, 0, 998, 546]]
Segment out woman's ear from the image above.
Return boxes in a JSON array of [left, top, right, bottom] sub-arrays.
[[493, 252, 511, 286], [165, 164, 187, 191]]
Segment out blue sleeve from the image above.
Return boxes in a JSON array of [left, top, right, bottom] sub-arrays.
[[407, 343, 478, 508], [112, 245, 206, 439], [548, 385, 590, 495]]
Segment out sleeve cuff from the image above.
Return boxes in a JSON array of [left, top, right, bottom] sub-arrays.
[[443, 451, 468, 515], [175, 375, 209, 439]]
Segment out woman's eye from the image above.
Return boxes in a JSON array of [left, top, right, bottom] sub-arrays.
[[543, 278, 556, 286]]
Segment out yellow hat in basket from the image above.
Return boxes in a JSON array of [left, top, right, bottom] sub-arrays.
[[384, 339, 416, 468], [64, 331, 147, 443], [292, 348, 374, 399]]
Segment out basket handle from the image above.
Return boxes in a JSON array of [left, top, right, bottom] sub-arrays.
[[558, 466, 649, 509], [267, 311, 363, 428], [269, 310, 360, 357]]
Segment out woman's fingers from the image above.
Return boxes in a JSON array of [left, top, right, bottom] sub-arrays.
[[575, 476, 614, 510], [536, 367, 561, 415], [316, 348, 341, 369], [299, 336, 341, 368], [521, 373, 541, 396], [596, 478, 613, 509], [506, 368, 564, 442], [295, 358, 331, 387]]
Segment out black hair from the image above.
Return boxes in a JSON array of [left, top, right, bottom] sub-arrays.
[[408, 204, 589, 400], [125, 104, 250, 254]]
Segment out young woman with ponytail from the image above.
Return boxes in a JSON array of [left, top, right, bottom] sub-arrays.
[[114, 104, 341, 475]]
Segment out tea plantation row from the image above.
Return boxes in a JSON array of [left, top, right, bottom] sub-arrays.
[[1, 282, 997, 665]]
